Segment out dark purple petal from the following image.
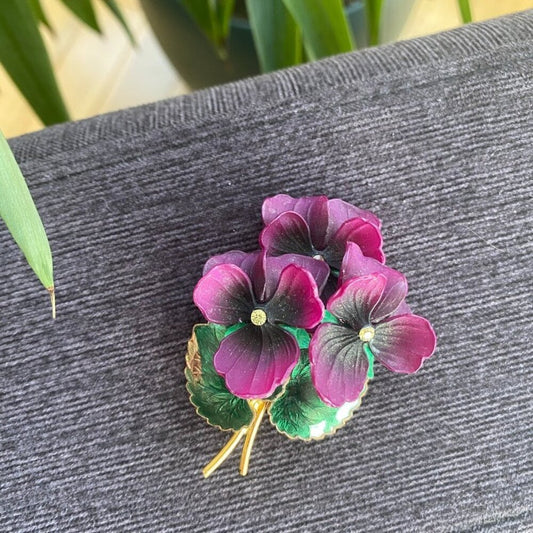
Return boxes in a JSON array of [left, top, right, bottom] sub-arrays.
[[214, 323, 299, 399], [372, 314, 436, 373], [340, 242, 407, 320], [265, 265, 324, 329], [264, 254, 330, 298], [260, 212, 314, 257], [307, 196, 329, 250], [326, 198, 382, 242], [325, 218, 384, 268], [203, 250, 260, 276], [309, 323, 368, 407], [327, 274, 387, 330], [193, 264, 254, 325]]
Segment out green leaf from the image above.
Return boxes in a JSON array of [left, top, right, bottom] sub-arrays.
[[364, 0, 383, 46], [322, 310, 339, 324], [269, 351, 366, 440], [281, 0, 355, 61], [0, 129, 54, 296], [186, 324, 254, 431], [245, 0, 302, 72], [457, 0, 472, 24], [181, 0, 235, 54], [101, 0, 136, 45], [28, 0, 53, 31], [0, 0, 69, 126], [363, 343, 375, 379], [60, 0, 100, 32]]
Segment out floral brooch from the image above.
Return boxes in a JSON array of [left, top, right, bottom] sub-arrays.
[[186, 194, 436, 477]]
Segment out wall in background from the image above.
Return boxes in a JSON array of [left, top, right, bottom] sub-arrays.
[[1, 0, 531, 138]]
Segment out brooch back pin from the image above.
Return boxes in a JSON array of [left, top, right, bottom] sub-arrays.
[[186, 194, 436, 477]]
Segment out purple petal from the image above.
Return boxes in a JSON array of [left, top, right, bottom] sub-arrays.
[[264, 254, 330, 298], [260, 212, 314, 257], [325, 218, 384, 268], [307, 196, 329, 250], [193, 264, 254, 325], [326, 198, 382, 242], [203, 250, 260, 276], [265, 265, 324, 329], [262, 194, 326, 225], [372, 314, 436, 373], [214, 323, 299, 399], [309, 323, 368, 407], [327, 274, 387, 330], [340, 242, 407, 319]]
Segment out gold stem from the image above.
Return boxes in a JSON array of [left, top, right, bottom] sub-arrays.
[[202, 427, 247, 479], [239, 401, 268, 476]]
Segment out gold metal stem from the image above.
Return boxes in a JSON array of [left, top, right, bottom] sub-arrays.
[[202, 427, 247, 478], [239, 401, 268, 476]]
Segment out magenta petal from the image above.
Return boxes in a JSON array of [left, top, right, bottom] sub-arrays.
[[309, 323, 368, 407], [340, 242, 407, 320], [260, 212, 314, 257], [326, 198, 382, 241], [327, 274, 387, 330], [265, 265, 324, 329], [193, 264, 254, 325], [262, 194, 324, 225], [372, 314, 437, 373], [214, 323, 299, 399], [326, 218, 384, 268], [203, 250, 260, 276], [263, 254, 330, 299], [307, 196, 329, 250]]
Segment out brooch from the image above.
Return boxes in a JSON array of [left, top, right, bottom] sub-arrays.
[[186, 195, 436, 477]]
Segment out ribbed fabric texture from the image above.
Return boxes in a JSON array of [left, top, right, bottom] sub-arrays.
[[2, 11, 532, 532]]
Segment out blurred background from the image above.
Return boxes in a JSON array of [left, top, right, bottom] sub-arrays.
[[1, 0, 531, 138]]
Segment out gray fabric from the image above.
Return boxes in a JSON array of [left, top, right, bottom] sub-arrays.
[[2, 10, 532, 532]]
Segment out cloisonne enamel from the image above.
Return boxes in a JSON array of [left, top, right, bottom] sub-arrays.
[[187, 195, 436, 477]]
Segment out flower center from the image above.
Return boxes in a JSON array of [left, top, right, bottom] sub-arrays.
[[250, 309, 267, 326], [359, 326, 375, 342], [312, 254, 325, 261]]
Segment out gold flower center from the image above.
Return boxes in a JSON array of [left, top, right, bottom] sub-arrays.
[[359, 326, 375, 342], [250, 309, 267, 326], [313, 254, 325, 261]]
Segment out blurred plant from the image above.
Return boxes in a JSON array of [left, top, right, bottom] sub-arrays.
[[0, 129, 55, 316], [0, 0, 133, 127], [178, 0, 473, 73]]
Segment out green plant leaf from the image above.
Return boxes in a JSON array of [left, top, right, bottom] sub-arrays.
[[181, 0, 235, 54], [457, 0, 472, 23], [322, 310, 339, 325], [0, 0, 69, 126], [28, 0, 53, 31], [281, 0, 355, 61], [60, 0, 101, 32], [101, 0, 136, 45], [269, 350, 366, 440], [0, 129, 54, 304], [245, 0, 302, 72], [364, 0, 383, 46], [186, 324, 254, 431]]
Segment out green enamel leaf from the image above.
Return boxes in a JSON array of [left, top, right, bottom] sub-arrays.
[[186, 324, 253, 431], [322, 310, 339, 324], [269, 351, 366, 440], [0, 130, 54, 295]]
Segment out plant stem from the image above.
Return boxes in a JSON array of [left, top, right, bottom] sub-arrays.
[[202, 426, 247, 478], [239, 400, 268, 476]]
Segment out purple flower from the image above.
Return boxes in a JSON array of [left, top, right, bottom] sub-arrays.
[[260, 194, 384, 272], [309, 273, 436, 407], [194, 252, 327, 399]]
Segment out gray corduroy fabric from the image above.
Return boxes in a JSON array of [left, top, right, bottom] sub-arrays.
[[2, 11, 532, 532]]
